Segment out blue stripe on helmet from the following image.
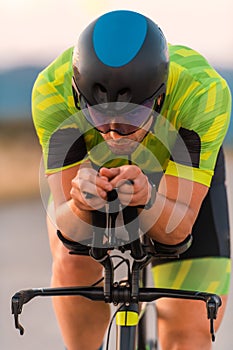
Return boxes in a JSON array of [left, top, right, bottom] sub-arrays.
[[93, 10, 147, 68]]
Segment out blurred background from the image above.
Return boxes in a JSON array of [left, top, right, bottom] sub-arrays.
[[1, 0, 232, 349]]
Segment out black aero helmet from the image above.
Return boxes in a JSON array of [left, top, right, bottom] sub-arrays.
[[73, 10, 169, 109]]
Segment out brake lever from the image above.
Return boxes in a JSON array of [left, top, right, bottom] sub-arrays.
[[206, 295, 222, 341], [11, 290, 38, 335]]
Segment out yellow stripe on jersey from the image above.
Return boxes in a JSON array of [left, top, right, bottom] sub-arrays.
[[37, 82, 58, 95], [204, 68, 221, 79], [54, 63, 70, 85], [170, 260, 193, 289], [201, 113, 229, 143], [37, 127, 45, 144], [68, 95, 76, 108], [175, 48, 200, 57], [173, 81, 200, 111], [165, 160, 214, 187], [205, 82, 216, 113], [200, 151, 212, 161], [37, 95, 65, 111], [45, 160, 85, 175]]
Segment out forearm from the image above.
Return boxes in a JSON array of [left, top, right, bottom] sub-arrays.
[[139, 192, 195, 245], [55, 199, 93, 242]]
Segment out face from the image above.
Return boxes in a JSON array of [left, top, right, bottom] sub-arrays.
[[100, 117, 153, 155], [72, 77, 163, 154]]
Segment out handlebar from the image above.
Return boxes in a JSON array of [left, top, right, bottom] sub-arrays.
[[12, 283, 222, 341]]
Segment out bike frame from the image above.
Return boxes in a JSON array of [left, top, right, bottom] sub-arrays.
[[12, 193, 222, 349]]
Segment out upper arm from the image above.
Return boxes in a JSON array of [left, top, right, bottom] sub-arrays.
[[141, 173, 209, 244], [157, 174, 209, 235]]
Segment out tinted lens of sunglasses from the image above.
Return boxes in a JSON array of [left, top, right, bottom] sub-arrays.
[[80, 97, 155, 135]]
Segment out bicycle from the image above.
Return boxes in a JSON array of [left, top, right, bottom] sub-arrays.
[[12, 189, 222, 350]]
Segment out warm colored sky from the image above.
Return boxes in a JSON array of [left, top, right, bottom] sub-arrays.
[[1, 0, 232, 70]]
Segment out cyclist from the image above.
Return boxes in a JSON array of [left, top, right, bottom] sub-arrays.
[[32, 10, 231, 350]]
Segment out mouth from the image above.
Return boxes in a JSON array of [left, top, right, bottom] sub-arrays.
[[107, 140, 133, 148], [106, 139, 139, 154]]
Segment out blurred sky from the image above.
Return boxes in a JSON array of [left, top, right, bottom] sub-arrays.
[[1, 0, 233, 71]]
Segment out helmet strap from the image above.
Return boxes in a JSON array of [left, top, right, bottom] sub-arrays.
[[154, 93, 165, 114], [72, 86, 81, 110], [148, 93, 165, 133]]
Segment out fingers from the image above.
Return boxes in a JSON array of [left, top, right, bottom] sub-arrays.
[[109, 165, 141, 188], [99, 167, 120, 180], [117, 177, 149, 206], [70, 164, 151, 210], [70, 167, 113, 210], [105, 165, 150, 206]]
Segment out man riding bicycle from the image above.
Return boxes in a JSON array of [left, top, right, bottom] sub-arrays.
[[32, 10, 231, 350]]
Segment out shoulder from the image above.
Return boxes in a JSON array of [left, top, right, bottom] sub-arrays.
[[32, 47, 77, 124], [167, 43, 229, 88], [36, 47, 74, 83], [168, 43, 211, 69], [31, 47, 80, 153], [164, 44, 231, 116], [32, 47, 74, 96]]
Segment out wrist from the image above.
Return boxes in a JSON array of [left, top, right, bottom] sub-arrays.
[[69, 199, 91, 220], [145, 180, 157, 210], [138, 180, 157, 210]]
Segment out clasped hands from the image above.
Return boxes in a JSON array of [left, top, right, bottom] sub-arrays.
[[70, 164, 152, 211]]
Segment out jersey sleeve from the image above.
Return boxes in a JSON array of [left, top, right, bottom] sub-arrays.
[[31, 48, 88, 174], [164, 48, 232, 186]]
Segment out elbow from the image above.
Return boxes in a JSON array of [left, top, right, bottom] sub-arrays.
[[164, 207, 196, 245]]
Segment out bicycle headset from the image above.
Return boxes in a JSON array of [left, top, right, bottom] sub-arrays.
[[72, 10, 169, 136]]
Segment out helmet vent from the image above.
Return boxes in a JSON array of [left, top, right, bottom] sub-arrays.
[[93, 84, 108, 104], [117, 88, 131, 103]]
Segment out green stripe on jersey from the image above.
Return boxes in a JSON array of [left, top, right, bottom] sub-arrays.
[[152, 257, 231, 295]]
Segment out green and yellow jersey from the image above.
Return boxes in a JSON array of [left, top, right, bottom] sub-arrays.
[[32, 45, 232, 295], [32, 45, 231, 187]]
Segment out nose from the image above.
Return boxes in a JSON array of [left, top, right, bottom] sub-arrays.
[[109, 129, 123, 139], [106, 121, 123, 139]]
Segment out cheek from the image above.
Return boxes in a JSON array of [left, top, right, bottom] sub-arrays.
[[134, 129, 147, 142], [101, 134, 110, 141]]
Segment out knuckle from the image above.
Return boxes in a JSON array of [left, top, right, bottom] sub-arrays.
[[70, 187, 75, 197], [71, 178, 77, 187], [86, 173, 93, 182]]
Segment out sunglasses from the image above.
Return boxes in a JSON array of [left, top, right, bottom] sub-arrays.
[[72, 77, 163, 136]]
